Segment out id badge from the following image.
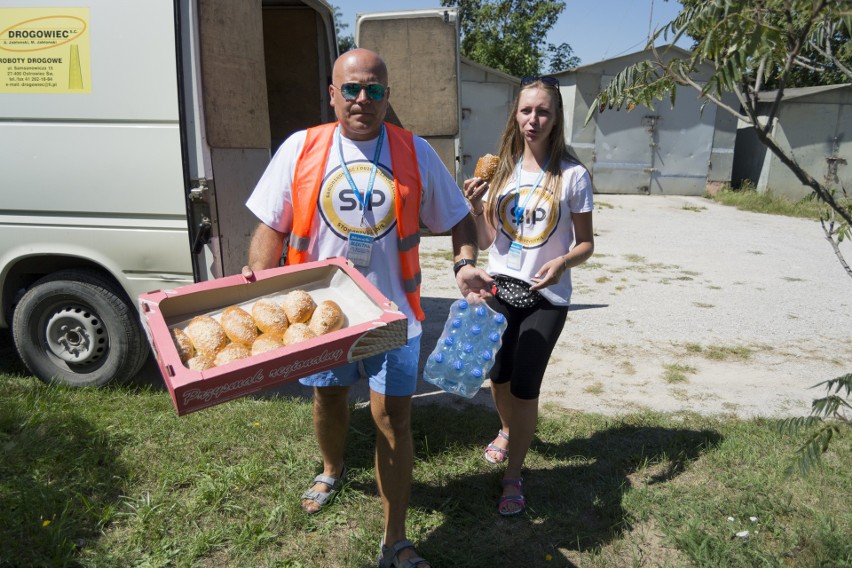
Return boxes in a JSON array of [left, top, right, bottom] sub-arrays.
[[347, 232, 374, 267], [507, 241, 524, 270]]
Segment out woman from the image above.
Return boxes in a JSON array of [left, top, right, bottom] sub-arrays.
[[464, 76, 595, 516]]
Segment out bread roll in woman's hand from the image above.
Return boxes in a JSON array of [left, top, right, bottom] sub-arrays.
[[309, 300, 345, 336], [474, 153, 500, 181]]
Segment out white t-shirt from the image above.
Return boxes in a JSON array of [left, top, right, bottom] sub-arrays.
[[486, 158, 594, 306], [246, 125, 469, 337]]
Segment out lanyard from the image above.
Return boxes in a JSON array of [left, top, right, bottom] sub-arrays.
[[514, 156, 548, 227], [336, 124, 384, 222]]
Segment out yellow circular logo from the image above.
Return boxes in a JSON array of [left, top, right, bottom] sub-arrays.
[[319, 162, 397, 239], [1, 16, 87, 53], [497, 186, 560, 248]]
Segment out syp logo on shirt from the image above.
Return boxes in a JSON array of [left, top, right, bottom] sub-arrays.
[[318, 162, 397, 240], [497, 186, 561, 249]]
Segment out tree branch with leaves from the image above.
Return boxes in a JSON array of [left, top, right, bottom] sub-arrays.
[[587, 0, 851, 473], [586, 0, 852, 280]]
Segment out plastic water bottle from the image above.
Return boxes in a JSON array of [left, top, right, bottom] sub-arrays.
[[423, 299, 508, 398], [423, 351, 446, 380], [458, 366, 484, 398], [447, 317, 464, 338], [450, 299, 469, 317]]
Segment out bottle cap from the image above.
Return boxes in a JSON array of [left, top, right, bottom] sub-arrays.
[[489, 332, 501, 342], [474, 305, 487, 317], [462, 342, 474, 354], [444, 336, 455, 346], [493, 313, 506, 324], [433, 352, 444, 363], [457, 300, 468, 310], [451, 318, 462, 328], [470, 324, 482, 335], [452, 360, 464, 371]]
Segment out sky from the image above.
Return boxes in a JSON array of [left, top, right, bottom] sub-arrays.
[[335, 0, 693, 68]]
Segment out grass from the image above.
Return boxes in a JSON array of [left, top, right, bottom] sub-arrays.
[[707, 182, 846, 220], [1, 373, 850, 568], [663, 363, 697, 384]]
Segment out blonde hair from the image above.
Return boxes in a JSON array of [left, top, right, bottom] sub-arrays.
[[483, 79, 573, 228]]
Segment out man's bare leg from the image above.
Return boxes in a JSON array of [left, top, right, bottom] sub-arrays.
[[301, 385, 349, 514], [371, 389, 430, 567]]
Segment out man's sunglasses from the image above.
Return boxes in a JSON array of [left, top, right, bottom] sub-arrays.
[[520, 75, 560, 87], [335, 82, 387, 101]]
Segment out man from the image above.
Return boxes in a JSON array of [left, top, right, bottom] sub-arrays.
[[244, 48, 491, 568]]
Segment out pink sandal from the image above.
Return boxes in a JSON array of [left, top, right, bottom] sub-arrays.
[[498, 477, 526, 516], [483, 430, 509, 464]]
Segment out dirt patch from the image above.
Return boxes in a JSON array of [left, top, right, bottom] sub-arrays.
[[411, 195, 852, 419]]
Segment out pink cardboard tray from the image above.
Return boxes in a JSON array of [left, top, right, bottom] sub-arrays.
[[138, 257, 407, 415]]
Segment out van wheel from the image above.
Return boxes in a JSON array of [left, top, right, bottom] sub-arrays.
[[12, 269, 149, 387]]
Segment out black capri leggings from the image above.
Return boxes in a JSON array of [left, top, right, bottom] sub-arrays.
[[488, 297, 569, 400]]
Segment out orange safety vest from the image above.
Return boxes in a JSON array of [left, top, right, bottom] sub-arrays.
[[287, 121, 425, 321]]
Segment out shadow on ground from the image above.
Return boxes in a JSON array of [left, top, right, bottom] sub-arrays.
[[403, 405, 722, 568], [0, 365, 128, 565]]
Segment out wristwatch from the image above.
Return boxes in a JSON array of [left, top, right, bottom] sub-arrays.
[[453, 258, 476, 275]]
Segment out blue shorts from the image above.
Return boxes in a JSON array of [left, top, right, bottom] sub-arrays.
[[298, 335, 421, 396]]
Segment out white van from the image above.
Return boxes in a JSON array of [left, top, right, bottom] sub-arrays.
[[0, 0, 337, 386]]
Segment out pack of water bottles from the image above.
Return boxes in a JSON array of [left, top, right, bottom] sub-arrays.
[[423, 299, 508, 398]]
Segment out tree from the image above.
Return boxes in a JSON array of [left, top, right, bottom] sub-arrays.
[[547, 42, 581, 73], [588, 0, 851, 472], [331, 5, 355, 54], [673, 0, 852, 87], [588, 0, 852, 279], [440, 0, 580, 76]]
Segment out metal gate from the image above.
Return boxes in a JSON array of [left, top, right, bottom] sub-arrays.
[[593, 76, 656, 193]]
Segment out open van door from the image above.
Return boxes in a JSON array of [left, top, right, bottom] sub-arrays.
[[183, 0, 337, 280], [355, 9, 462, 183]]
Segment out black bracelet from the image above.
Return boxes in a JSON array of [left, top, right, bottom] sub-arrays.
[[453, 258, 476, 275]]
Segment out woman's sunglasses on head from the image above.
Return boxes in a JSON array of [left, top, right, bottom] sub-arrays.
[[336, 82, 387, 101], [520, 75, 562, 107]]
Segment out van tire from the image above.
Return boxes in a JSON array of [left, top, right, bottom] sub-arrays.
[[12, 269, 149, 387]]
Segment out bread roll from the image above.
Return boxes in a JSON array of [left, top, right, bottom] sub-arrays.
[[474, 153, 500, 181], [221, 305, 259, 346], [309, 300, 345, 336], [184, 315, 229, 355], [186, 352, 214, 371], [171, 327, 195, 362], [252, 333, 283, 356], [283, 290, 316, 324], [214, 343, 251, 367], [282, 322, 317, 346], [251, 298, 289, 336]]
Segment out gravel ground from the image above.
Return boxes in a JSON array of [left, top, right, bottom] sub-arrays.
[[411, 194, 852, 418], [13, 194, 844, 419]]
